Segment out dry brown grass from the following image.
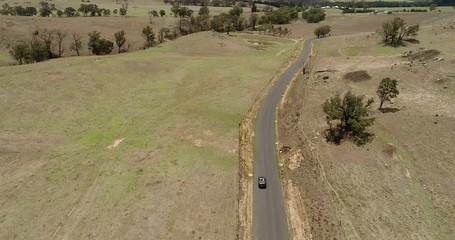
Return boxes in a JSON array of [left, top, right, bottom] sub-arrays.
[[279, 13, 455, 240]]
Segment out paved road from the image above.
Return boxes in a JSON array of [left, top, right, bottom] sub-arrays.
[[253, 37, 314, 240]]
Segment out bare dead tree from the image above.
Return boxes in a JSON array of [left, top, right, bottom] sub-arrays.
[[70, 33, 82, 56], [35, 29, 54, 58], [55, 29, 67, 57]]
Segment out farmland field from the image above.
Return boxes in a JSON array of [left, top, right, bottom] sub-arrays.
[[0, 30, 298, 239]]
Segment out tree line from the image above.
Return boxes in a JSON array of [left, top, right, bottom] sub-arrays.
[[0, 2, 157, 17], [8, 24, 179, 65], [8, 4, 333, 64], [317, 0, 453, 8]]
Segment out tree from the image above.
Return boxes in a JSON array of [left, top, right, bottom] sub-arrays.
[[87, 31, 113, 55], [322, 91, 375, 145], [56, 9, 63, 17], [251, 3, 257, 13], [10, 44, 29, 65], [39, 5, 52, 17], [302, 8, 326, 23], [64, 7, 77, 17], [158, 27, 170, 43], [377, 78, 399, 110], [429, 4, 437, 11], [55, 29, 66, 57], [119, 7, 127, 16], [198, 5, 209, 16], [28, 38, 49, 63], [114, 30, 127, 53], [102, 8, 111, 16], [171, 2, 180, 17], [35, 29, 54, 59], [150, 9, 159, 17], [314, 25, 331, 38], [249, 13, 258, 30], [159, 9, 165, 17], [70, 33, 82, 56], [378, 17, 419, 46], [229, 5, 243, 17], [142, 25, 155, 48], [178, 7, 193, 18], [113, 9, 118, 15], [1, 3, 13, 15], [25, 7, 37, 16], [119, 0, 128, 16]]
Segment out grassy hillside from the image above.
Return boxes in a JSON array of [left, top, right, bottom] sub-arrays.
[[279, 14, 455, 240], [0, 32, 298, 239]]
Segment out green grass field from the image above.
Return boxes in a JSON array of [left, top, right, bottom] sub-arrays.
[[0, 32, 298, 239]]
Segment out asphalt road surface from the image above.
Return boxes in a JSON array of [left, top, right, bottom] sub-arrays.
[[253, 38, 314, 240]]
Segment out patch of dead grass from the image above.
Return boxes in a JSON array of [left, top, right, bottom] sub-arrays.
[[407, 49, 441, 61], [343, 70, 372, 82]]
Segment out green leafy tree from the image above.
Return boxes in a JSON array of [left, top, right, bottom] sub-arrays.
[[114, 30, 127, 53], [87, 31, 113, 55], [39, 6, 52, 17], [178, 7, 193, 18], [113, 9, 118, 15], [1, 3, 13, 15], [322, 91, 375, 145], [259, 6, 298, 25], [9, 44, 30, 65], [28, 38, 49, 63], [429, 4, 437, 11], [314, 25, 331, 38], [102, 8, 111, 16], [142, 25, 155, 48], [159, 9, 165, 17], [70, 33, 82, 56], [64, 7, 77, 17], [25, 7, 37, 16], [150, 9, 159, 17], [377, 78, 399, 110], [378, 17, 419, 46], [302, 8, 326, 23], [119, 7, 127, 16], [56, 9, 63, 17]]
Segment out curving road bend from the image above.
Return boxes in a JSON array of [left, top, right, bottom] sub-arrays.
[[253, 37, 314, 240]]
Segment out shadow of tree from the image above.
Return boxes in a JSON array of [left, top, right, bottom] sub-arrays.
[[406, 38, 420, 44], [325, 128, 374, 146], [379, 107, 400, 113]]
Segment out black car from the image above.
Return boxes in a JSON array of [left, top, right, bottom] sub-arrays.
[[258, 177, 266, 189]]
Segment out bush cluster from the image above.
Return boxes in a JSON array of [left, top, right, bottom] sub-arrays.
[[302, 8, 326, 23]]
